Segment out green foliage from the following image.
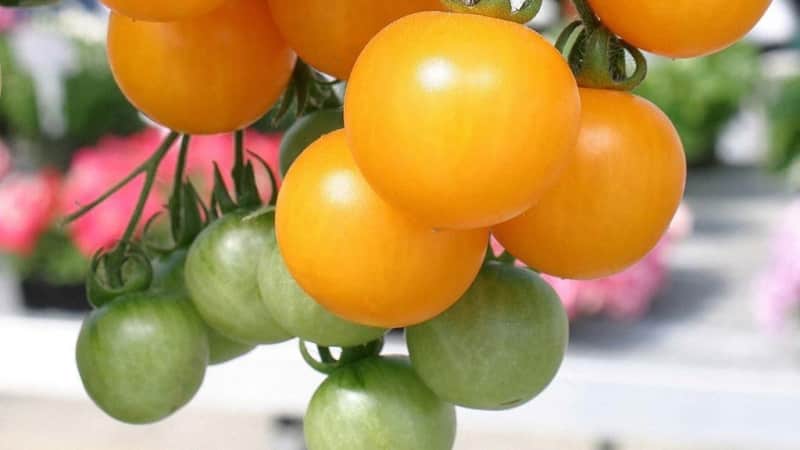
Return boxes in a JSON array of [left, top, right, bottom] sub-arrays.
[[8, 228, 88, 285], [636, 43, 760, 166], [766, 75, 800, 177], [0, 36, 40, 140]]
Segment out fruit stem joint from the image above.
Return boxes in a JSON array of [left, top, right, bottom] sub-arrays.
[[441, 0, 542, 24]]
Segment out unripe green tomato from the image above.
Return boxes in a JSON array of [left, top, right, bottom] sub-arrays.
[[152, 250, 255, 365], [75, 292, 208, 424], [279, 109, 343, 176], [185, 210, 293, 344], [304, 356, 456, 450], [406, 261, 569, 410], [258, 230, 386, 347]]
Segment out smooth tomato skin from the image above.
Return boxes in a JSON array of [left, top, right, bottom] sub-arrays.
[[267, 0, 443, 80], [151, 250, 255, 365], [345, 11, 580, 230], [407, 262, 568, 410], [258, 231, 387, 347], [100, 0, 227, 22], [279, 109, 344, 176], [76, 292, 208, 424], [276, 129, 488, 328], [304, 356, 456, 450], [107, 0, 295, 134], [185, 211, 293, 344], [494, 89, 686, 280], [588, 0, 771, 58]]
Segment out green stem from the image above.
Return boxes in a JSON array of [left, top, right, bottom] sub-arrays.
[[234, 130, 245, 174], [172, 135, 191, 195], [571, 0, 598, 28]]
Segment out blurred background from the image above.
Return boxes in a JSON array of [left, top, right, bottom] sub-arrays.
[[0, 1, 799, 449]]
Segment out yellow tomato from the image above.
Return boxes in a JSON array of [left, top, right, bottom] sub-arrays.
[[493, 88, 686, 279], [267, 0, 444, 80], [275, 129, 488, 328], [107, 0, 295, 134], [345, 12, 580, 230], [101, 0, 227, 22]]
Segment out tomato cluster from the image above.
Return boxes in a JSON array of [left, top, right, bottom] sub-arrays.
[[57, 0, 771, 447]]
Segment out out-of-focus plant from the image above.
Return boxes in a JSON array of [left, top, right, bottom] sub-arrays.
[[756, 199, 800, 332], [491, 204, 693, 322], [636, 43, 761, 166], [765, 75, 800, 185]]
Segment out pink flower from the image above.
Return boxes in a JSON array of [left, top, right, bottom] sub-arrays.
[[0, 8, 16, 33], [60, 129, 167, 256], [0, 169, 61, 255], [756, 199, 800, 331]]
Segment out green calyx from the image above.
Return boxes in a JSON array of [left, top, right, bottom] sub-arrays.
[[299, 339, 385, 375], [558, 0, 647, 91], [86, 245, 153, 308], [441, 0, 542, 24], [273, 59, 341, 125]]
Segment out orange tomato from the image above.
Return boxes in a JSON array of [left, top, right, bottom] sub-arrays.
[[588, 0, 771, 58], [101, 0, 227, 22], [267, 0, 443, 80], [345, 12, 580, 230], [493, 88, 686, 280], [107, 0, 295, 134], [275, 129, 488, 328]]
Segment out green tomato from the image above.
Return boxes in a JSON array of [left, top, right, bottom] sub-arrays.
[[75, 291, 208, 424], [304, 356, 456, 450], [406, 262, 568, 410], [258, 232, 386, 347], [185, 210, 293, 345], [152, 250, 255, 365], [279, 109, 343, 176]]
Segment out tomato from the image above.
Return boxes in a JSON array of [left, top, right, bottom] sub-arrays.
[[107, 0, 295, 134], [407, 262, 568, 410], [304, 356, 456, 450], [267, 0, 443, 80], [100, 0, 226, 22], [279, 109, 344, 176], [494, 89, 686, 279], [258, 229, 386, 347], [151, 250, 255, 365], [588, 0, 771, 58], [76, 292, 208, 424], [276, 130, 488, 328], [185, 210, 293, 344], [345, 11, 580, 230]]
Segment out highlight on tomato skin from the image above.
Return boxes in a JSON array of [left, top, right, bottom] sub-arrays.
[[493, 88, 687, 280], [100, 0, 228, 22], [107, 0, 296, 135], [587, 0, 772, 58], [344, 10, 581, 230], [275, 129, 489, 329], [267, 0, 444, 80]]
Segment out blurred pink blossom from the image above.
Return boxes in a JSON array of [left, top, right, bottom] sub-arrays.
[[0, 8, 16, 33], [0, 140, 10, 178], [492, 203, 693, 321], [756, 199, 800, 332], [60, 128, 282, 256], [0, 169, 61, 254]]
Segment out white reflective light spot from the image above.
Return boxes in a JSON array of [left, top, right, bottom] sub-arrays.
[[418, 58, 454, 91], [323, 171, 357, 205]]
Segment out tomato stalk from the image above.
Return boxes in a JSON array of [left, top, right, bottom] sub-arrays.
[[299, 338, 385, 375], [440, 0, 542, 24], [562, 0, 648, 91]]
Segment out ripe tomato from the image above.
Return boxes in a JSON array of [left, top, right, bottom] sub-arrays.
[[588, 0, 771, 58], [267, 0, 443, 80], [185, 210, 293, 344], [494, 88, 686, 280], [76, 292, 208, 424], [345, 11, 580, 230], [407, 262, 568, 410], [258, 231, 387, 347], [151, 250, 255, 365], [107, 0, 295, 134], [279, 109, 344, 176], [304, 356, 456, 450], [276, 129, 488, 328], [100, 0, 226, 22]]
